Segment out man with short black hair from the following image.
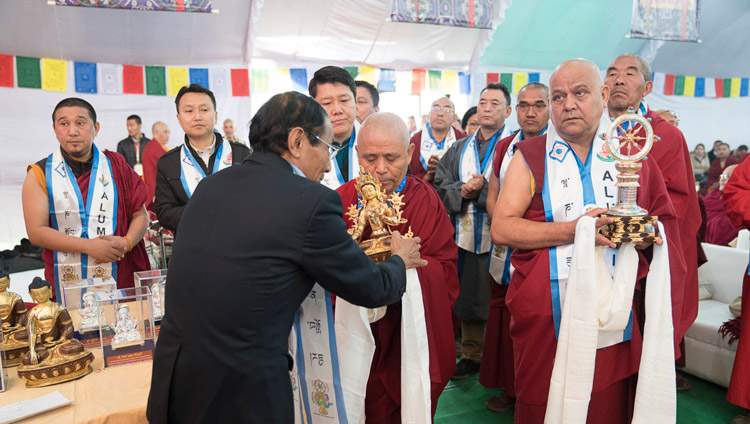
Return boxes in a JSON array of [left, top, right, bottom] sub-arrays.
[[117, 114, 151, 176], [154, 84, 250, 232], [409, 96, 466, 182], [309, 66, 361, 188], [355, 80, 380, 123]]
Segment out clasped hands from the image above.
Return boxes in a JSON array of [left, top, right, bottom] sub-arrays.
[[88, 235, 130, 264], [461, 174, 485, 199]]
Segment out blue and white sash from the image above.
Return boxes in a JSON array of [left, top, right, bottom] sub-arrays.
[[419, 124, 457, 171], [542, 114, 633, 345], [456, 126, 510, 254], [321, 121, 361, 189], [179, 137, 233, 198], [46, 144, 118, 287]]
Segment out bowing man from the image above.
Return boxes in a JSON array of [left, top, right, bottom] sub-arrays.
[[22, 98, 150, 292]]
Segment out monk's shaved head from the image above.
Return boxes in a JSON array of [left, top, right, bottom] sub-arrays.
[[550, 59, 603, 92], [357, 112, 415, 193]]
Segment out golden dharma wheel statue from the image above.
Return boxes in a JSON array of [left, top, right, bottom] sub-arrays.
[[600, 108, 661, 244], [346, 168, 412, 263]]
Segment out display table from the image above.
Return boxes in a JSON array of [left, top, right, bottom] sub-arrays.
[[1, 349, 151, 423]]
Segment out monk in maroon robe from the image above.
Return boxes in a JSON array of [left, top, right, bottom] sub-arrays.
[[408, 97, 466, 182], [337, 113, 459, 422], [142, 121, 171, 212], [492, 60, 683, 423], [724, 158, 750, 417], [22, 98, 150, 293], [705, 142, 740, 193]]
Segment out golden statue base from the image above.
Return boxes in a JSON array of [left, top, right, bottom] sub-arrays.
[[17, 350, 95, 388], [358, 235, 393, 264], [601, 214, 661, 244], [1, 343, 30, 367]]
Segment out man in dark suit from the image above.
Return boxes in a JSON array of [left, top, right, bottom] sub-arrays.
[[146, 91, 427, 424], [154, 84, 250, 233], [116, 114, 150, 176]]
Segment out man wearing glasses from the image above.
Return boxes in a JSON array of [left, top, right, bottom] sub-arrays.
[[481, 82, 550, 413], [409, 96, 467, 182], [434, 82, 512, 381]]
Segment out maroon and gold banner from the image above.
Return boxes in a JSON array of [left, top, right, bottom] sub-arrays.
[[53, 0, 213, 13]]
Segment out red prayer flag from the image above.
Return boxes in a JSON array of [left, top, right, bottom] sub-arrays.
[[714, 78, 725, 98], [663, 74, 675, 96], [411, 69, 426, 95], [231, 68, 249, 97], [0, 54, 13, 87], [486, 73, 499, 84], [123, 65, 144, 94]]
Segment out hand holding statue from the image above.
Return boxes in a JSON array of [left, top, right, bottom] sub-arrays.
[[391, 231, 428, 269]]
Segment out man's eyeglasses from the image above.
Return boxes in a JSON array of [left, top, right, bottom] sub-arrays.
[[516, 102, 547, 113], [431, 105, 453, 114], [305, 129, 343, 160]]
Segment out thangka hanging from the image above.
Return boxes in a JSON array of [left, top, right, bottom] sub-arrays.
[[52, 0, 213, 13], [629, 0, 700, 42], [390, 0, 493, 29]]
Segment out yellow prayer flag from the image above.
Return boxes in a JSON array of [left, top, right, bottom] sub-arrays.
[[359, 66, 377, 85], [513, 73, 528, 95], [270, 68, 292, 93], [42, 58, 67, 92], [731, 78, 741, 97], [683, 76, 696, 97], [443, 71, 459, 94], [168, 67, 189, 97]]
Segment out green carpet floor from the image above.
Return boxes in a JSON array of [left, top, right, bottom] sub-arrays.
[[434, 372, 746, 423]]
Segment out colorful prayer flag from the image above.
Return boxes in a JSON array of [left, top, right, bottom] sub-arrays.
[[500, 73, 513, 90], [251, 69, 269, 93], [694, 77, 705, 97], [0, 54, 14, 87], [231, 68, 250, 97], [99, 63, 122, 94], [344, 67, 359, 79], [730, 78, 741, 97], [41, 58, 67, 92], [486, 73, 499, 84], [428, 70, 442, 91], [210, 68, 231, 97], [703, 77, 716, 98], [459, 72, 471, 94], [123, 65, 144, 94], [513, 73, 528, 95], [723, 78, 732, 98], [145, 66, 166, 96], [16, 56, 41, 89], [74, 62, 97, 93], [443, 71, 459, 93], [290, 68, 308, 92], [528, 72, 540, 83], [359, 66, 377, 85], [741, 78, 749, 97], [378, 69, 396, 92], [683, 76, 695, 97], [663, 74, 675, 96], [411, 69, 426, 95], [673, 75, 685, 96], [189, 68, 209, 89], [168, 67, 189, 97]]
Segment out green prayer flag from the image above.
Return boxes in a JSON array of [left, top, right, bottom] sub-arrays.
[[16, 56, 41, 88], [146, 66, 166, 96], [428, 70, 442, 91], [344, 67, 359, 78], [251, 70, 269, 92], [724, 78, 732, 98], [500, 73, 513, 90], [673, 75, 685, 96]]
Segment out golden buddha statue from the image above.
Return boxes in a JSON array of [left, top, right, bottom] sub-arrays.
[[346, 168, 410, 263], [1, 271, 29, 367], [16, 277, 94, 387]]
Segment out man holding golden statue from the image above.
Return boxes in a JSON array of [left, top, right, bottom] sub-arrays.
[[492, 59, 684, 423], [335, 113, 459, 422]]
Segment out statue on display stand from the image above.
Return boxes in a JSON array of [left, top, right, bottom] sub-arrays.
[[78, 291, 107, 333], [0, 271, 29, 367], [151, 282, 165, 320], [111, 304, 144, 349]]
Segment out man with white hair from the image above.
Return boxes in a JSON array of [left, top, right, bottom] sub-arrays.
[[493, 59, 682, 422], [336, 112, 459, 422]]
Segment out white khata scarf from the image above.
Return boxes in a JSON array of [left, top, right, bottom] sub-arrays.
[[335, 268, 431, 424], [456, 125, 510, 254], [321, 120, 361, 190], [46, 144, 117, 287], [419, 123, 457, 171], [179, 137, 233, 198], [545, 217, 675, 424]]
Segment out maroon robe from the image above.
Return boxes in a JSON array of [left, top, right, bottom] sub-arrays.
[[32, 149, 150, 291], [142, 140, 169, 212], [408, 128, 466, 180], [706, 155, 740, 192], [724, 158, 750, 409], [507, 135, 682, 422], [704, 189, 742, 245], [337, 175, 459, 421], [479, 133, 518, 395]]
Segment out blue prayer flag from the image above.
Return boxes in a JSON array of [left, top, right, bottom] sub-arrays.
[[377, 69, 396, 92], [189, 68, 209, 89], [74, 62, 97, 93], [741, 78, 749, 97], [459, 72, 471, 94], [694, 77, 705, 97], [290, 68, 308, 93], [528, 73, 540, 83]]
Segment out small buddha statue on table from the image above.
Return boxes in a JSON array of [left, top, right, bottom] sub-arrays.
[[78, 291, 107, 333], [0, 271, 29, 367], [346, 168, 410, 263], [111, 304, 144, 349], [151, 282, 165, 320], [16, 277, 94, 387]]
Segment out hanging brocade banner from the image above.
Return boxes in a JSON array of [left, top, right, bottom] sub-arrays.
[[629, 0, 700, 42], [390, 0, 493, 29], [52, 0, 213, 13]]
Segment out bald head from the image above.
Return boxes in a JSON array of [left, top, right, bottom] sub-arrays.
[[357, 112, 415, 193], [549, 59, 608, 146], [151, 121, 170, 145]]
